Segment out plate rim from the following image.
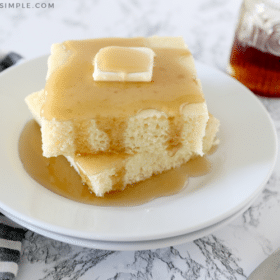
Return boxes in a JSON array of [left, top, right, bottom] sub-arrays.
[[1, 190, 261, 251]]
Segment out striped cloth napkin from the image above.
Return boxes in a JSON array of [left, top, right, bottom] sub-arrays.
[[0, 52, 27, 279], [0, 52, 23, 72]]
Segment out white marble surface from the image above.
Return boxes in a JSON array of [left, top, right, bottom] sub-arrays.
[[1, 0, 280, 279]]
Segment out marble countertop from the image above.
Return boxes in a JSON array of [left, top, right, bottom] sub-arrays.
[[1, 0, 280, 279]]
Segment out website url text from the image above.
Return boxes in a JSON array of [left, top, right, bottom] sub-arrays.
[[0, 3, 54, 8]]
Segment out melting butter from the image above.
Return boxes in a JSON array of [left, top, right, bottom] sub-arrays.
[[96, 46, 152, 73]]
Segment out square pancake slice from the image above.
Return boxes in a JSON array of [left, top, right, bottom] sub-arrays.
[[35, 36, 209, 158]]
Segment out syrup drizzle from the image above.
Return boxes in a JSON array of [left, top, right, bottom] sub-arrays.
[[19, 120, 212, 207]]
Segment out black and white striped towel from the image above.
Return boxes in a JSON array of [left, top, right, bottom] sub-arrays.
[[0, 52, 23, 72], [0, 52, 26, 280], [0, 214, 26, 280]]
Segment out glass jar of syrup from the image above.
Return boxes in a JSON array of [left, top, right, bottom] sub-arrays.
[[228, 0, 280, 97]]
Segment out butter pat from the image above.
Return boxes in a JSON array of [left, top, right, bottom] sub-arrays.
[[93, 46, 155, 82]]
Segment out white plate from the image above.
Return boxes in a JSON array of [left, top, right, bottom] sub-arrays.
[[1, 191, 260, 251], [0, 56, 277, 242]]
